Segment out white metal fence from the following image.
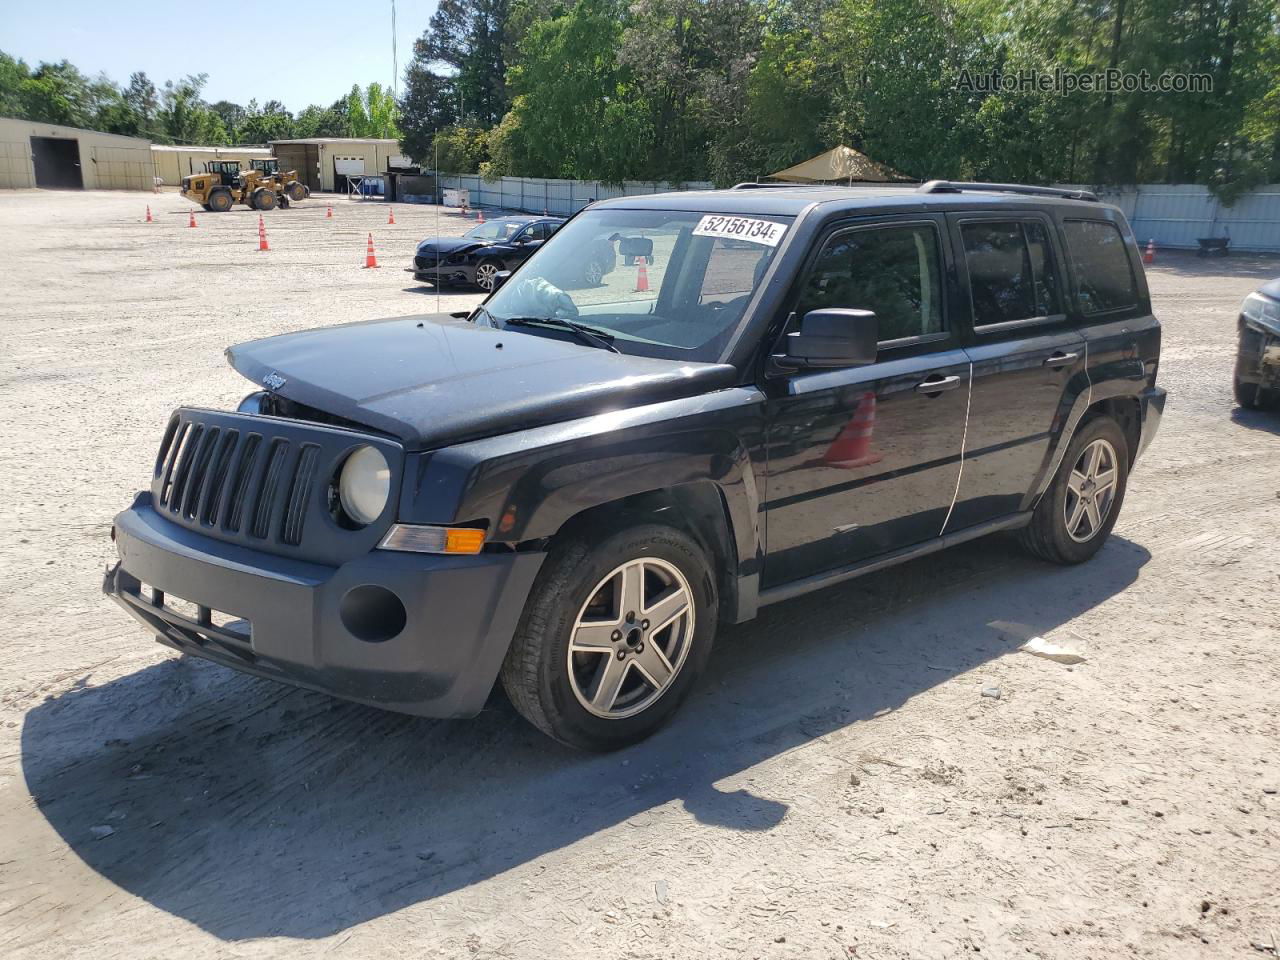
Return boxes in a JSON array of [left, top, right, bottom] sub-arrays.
[[1060, 183, 1280, 253], [434, 174, 714, 217], [434, 174, 1280, 253]]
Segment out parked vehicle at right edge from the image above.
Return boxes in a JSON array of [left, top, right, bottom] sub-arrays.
[[1234, 277, 1280, 409], [104, 180, 1164, 751]]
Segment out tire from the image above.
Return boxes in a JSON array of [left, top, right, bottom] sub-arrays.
[[208, 190, 233, 213], [287, 182, 306, 202], [583, 258, 606, 286], [500, 524, 717, 751], [252, 189, 277, 212], [1234, 374, 1262, 409], [1018, 416, 1129, 565], [474, 259, 502, 292]]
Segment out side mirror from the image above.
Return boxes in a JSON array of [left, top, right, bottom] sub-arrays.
[[491, 270, 513, 291], [781, 309, 878, 368]]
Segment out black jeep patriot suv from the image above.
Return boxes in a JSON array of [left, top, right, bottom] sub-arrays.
[[105, 181, 1165, 750]]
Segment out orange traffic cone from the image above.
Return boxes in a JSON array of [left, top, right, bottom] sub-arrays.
[[188, 210, 197, 228], [326, 205, 333, 219], [634, 256, 650, 292], [145, 205, 153, 223], [363, 233, 379, 269], [1143, 239, 1155, 264], [258, 216, 269, 252], [388, 207, 395, 225], [823, 392, 883, 469]]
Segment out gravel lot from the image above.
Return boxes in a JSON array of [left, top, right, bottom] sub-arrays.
[[1, 189, 1277, 960]]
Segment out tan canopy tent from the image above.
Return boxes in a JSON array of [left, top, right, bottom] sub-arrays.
[[767, 146, 910, 184]]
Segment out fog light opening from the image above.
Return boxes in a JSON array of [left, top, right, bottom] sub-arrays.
[[339, 585, 407, 643]]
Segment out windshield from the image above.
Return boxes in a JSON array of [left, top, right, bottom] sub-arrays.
[[466, 220, 525, 241], [476, 209, 792, 362]]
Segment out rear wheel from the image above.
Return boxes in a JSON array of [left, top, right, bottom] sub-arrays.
[[252, 189, 277, 211], [501, 524, 716, 751], [1234, 374, 1262, 409], [208, 190, 233, 213], [287, 182, 306, 202], [1018, 416, 1129, 565]]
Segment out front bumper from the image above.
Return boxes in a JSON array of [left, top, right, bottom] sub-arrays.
[[405, 264, 473, 286], [105, 494, 544, 717], [1135, 384, 1166, 460], [1236, 323, 1280, 388]]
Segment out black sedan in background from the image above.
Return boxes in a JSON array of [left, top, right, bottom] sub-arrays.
[[409, 216, 564, 292], [1235, 277, 1280, 409]]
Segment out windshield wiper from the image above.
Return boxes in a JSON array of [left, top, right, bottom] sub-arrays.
[[502, 316, 621, 353]]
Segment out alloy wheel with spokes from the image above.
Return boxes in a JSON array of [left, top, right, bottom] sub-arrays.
[[475, 261, 500, 291], [1064, 438, 1118, 542], [567, 557, 695, 719]]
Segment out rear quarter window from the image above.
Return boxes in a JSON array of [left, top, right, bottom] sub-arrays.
[[1063, 219, 1139, 315]]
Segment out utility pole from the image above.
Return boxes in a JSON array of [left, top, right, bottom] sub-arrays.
[[391, 0, 398, 98]]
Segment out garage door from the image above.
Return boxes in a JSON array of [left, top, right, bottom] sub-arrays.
[[334, 157, 364, 176]]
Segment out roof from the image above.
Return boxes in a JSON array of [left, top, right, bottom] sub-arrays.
[[150, 144, 271, 153], [269, 137, 401, 146], [0, 115, 151, 147], [594, 185, 1109, 217], [768, 146, 910, 184]]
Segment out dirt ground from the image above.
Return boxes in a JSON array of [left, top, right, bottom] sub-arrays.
[[1, 189, 1277, 960]]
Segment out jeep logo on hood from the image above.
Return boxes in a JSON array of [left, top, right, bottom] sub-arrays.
[[262, 371, 287, 391]]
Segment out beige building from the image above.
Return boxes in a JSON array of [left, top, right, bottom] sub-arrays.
[[151, 144, 273, 185], [269, 137, 412, 193], [0, 117, 152, 190]]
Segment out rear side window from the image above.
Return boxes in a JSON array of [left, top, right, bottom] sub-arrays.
[[1063, 219, 1139, 314], [796, 224, 944, 342], [961, 220, 1060, 325]]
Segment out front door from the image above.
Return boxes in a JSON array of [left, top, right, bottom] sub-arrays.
[[944, 215, 1087, 531], [762, 219, 971, 589]]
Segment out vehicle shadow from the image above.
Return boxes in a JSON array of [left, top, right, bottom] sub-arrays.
[[1230, 405, 1280, 434], [20, 533, 1150, 941]]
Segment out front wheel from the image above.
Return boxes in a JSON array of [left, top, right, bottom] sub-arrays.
[[474, 259, 502, 292], [501, 524, 717, 751], [208, 190, 233, 213], [1018, 416, 1129, 564], [287, 182, 306, 202]]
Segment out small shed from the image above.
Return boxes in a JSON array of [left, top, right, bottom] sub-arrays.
[[768, 146, 910, 184], [269, 137, 414, 193], [151, 145, 274, 185], [0, 117, 152, 190]]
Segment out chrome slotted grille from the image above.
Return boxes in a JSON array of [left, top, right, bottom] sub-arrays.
[[149, 407, 402, 564]]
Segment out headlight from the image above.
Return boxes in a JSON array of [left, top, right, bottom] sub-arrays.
[[237, 391, 268, 414], [1242, 292, 1280, 335], [338, 445, 391, 526]]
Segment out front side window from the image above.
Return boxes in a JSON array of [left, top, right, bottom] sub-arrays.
[[477, 209, 792, 361], [1063, 219, 1139, 314], [796, 224, 944, 342]]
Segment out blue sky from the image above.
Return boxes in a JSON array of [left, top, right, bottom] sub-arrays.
[[7, 0, 436, 110]]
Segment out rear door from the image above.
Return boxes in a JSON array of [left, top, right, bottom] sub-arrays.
[[944, 214, 1088, 531], [762, 217, 971, 588]]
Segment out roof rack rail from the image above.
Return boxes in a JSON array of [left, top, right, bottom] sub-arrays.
[[916, 180, 1098, 202], [731, 181, 829, 189]]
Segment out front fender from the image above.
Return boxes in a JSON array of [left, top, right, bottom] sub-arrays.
[[399, 387, 767, 578]]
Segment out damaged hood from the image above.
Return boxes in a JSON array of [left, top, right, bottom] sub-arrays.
[[226, 315, 737, 449]]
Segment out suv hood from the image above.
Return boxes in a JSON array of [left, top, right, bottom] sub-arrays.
[[226, 315, 737, 449]]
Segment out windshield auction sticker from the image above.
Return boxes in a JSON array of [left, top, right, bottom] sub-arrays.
[[692, 215, 787, 247]]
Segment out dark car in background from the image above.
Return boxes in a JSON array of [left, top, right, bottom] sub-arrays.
[[1234, 278, 1280, 409], [410, 216, 565, 292]]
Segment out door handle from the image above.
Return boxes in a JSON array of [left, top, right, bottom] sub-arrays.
[[1043, 351, 1079, 368], [915, 375, 962, 394]]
